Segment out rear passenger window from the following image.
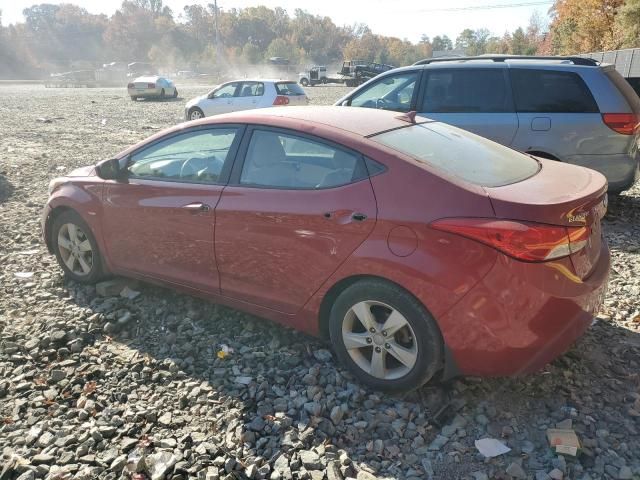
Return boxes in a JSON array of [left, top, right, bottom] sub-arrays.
[[239, 82, 264, 96], [240, 130, 367, 189], [421, 69, 512, 113], [510, 69, 599, 113]]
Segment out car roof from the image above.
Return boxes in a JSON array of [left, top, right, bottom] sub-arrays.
[[222, 79, 297, 84], [117, 107, 429, 159], [387, 60, 601, 73], [211, 106, 425, 137]]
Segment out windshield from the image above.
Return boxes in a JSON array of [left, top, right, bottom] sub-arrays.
[[276, 82, 305, 95], [372, 123, 540, 187]]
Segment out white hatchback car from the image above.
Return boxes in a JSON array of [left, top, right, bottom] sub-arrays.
[[184, 79, 308, 120]]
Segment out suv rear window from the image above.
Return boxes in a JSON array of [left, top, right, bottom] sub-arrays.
[[510, 69, 599, 113], [276, 82, 305, 95], [421, 69, 513, 113], [372, 123, 540, 187]]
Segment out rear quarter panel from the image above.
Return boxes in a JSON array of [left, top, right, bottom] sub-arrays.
[[298, 141, 500, 335]]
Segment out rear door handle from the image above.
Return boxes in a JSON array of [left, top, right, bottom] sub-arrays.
[[351, 212, 367, 222], [182, 202, 210, 212]]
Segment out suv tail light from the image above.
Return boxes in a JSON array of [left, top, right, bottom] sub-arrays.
[[273, 95, 290, 106], [147, 83, 156, 89], [127, 83, 134, 88], [431, 218, 589, 262], [602, 113, 639, 135]]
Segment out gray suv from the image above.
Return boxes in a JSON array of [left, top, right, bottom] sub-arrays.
[[335, 55, 640, 192]]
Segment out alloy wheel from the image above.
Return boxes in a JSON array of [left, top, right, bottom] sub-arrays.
[[57, 222, 93, 276], [190, 109, 203, 120], [341, 300, 418, 380]]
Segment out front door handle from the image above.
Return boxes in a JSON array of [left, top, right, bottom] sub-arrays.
[[182, 202, 211, 213], [351, 212, 367, 222]]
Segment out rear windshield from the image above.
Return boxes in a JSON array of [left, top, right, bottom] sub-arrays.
[[276, 82, 305, 95], [372, 123, 540, 187]]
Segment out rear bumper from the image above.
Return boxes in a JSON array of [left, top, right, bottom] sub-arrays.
[[567, 152, 639, 192], [438, 240, 610, 377], [128, 87, 161, 97]]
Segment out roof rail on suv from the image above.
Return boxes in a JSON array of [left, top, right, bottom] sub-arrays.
[[413, 55, 600, 66]]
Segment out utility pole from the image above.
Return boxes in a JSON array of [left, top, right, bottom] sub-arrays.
[[213, 0, 220, 75]]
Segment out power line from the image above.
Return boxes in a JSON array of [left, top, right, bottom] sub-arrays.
[[418, 1, 553, 13]]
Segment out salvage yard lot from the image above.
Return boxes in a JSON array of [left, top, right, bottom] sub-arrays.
[[1, 84, 639, 479]]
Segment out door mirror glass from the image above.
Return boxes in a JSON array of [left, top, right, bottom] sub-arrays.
[[95, 157, 122, 180]]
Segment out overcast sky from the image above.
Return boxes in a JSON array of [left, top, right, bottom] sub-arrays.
[[1, 0, 553, 42]]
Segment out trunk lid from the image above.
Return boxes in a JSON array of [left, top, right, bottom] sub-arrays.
[[484, 158, 608, 279]]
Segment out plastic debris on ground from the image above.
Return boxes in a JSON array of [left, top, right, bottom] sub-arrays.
[[217, 344, 234, 359], [14, 272, 34, 279], [120, 285, 141, 300], [474, 437, 511, 458]]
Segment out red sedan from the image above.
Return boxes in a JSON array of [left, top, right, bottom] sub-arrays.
[[42, 107, 610, 391]]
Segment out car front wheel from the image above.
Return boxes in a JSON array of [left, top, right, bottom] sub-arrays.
[[52, 210, 104, 283], [329, 279, 443, 392], [188, 107, 205, 121]]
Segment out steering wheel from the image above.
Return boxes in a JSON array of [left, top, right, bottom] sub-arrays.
[[180, 157, 201, 179], [375, 97, 395, 109]]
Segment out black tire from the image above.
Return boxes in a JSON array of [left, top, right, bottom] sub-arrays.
[[173, 88, 178, 98], [130, 96, 137, 101], [52, 210, 104, 284], [188, 107, 205, 121], [300, 78, 309, 87], [329, 279, 443, 392], [160, 88, 165, 99]]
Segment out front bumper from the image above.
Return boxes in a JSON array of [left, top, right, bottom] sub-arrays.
[[437, 241, 610, 377]]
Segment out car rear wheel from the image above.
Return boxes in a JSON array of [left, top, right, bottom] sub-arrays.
[[160, 88, 165, 99], [300, 78, 309, 87], [52, 210, 104, 284], [173, 88, 178, 98], [130, 96, 137, 101], [188, 107, 205, 121], [329, 279, 443, 392]]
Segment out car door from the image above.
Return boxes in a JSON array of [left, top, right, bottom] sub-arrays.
[[508, 68, 602, 158], [232, 81, 264, 111], [416, 68, 519, 146], [214, 127, 377, 314], [201, 82, 240, 116], [344, 70, 422, 113], [101, 126, 243, 293]]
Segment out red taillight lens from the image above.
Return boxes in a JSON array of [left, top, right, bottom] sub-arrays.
[[147, 83, 156, 89], [602, 113, 639, 135], [431, 218, 589, 262], [127, 83, 134, 88], [273, 95, 290, 106]]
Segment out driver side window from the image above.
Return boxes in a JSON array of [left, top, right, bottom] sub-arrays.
[[349, 72, 419, 112], [213, 83, 239, 98], [128, 128, 238, 184]]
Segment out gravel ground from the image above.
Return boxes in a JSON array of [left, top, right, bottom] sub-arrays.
[[1, 83, 639, 480]]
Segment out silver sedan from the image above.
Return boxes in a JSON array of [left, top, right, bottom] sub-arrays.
[[127, 76, 178, 101]]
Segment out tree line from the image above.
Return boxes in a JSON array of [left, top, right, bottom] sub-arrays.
[[0, 0, 639, 79]]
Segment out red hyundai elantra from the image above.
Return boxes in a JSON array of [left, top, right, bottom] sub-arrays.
[[42, 106, 610, 391]]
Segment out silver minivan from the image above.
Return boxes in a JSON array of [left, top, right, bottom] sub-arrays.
[[335, 56, 640, 192]]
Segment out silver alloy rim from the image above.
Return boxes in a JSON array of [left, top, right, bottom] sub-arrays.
[[342, 300, 418, 380], [57, 223, 93, 276], [190, 110, 203, 120]]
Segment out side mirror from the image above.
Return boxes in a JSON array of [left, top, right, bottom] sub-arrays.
[[95, 157, 123, 180]]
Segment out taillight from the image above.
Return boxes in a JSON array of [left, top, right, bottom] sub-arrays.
[[127, 83, 134, 88], [147, 83, 156, 89], [430, 218, 589, 262], [273, 95, 290, 106], [602, 113, 639, 135]]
